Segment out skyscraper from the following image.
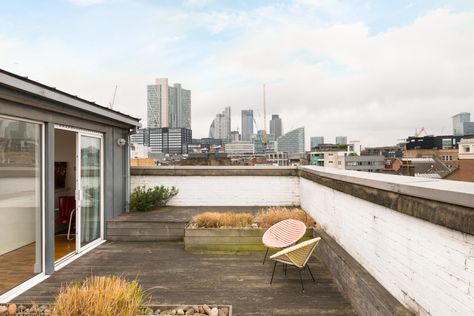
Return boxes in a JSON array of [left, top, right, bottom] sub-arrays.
[[209, 107, 231, 140], [269, 114, 283, 139], [310, 136, 324, 149], [452, 112, 471, 136], [147, 78, 191, 129], [241, 110, 254, 141], [336, 136, 347, 145], [276, 127, 305, 153]]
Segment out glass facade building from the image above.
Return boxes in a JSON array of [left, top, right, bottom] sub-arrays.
[[147, 79, 191, 129], [311, 136, 324, 149], [269, 114, 282, 139], [241, 110, 254, 141], [147, 128, 192, 155], [452, 112, 470, 136], [336, 136, 347, 145], [276, 127, 305, 153]]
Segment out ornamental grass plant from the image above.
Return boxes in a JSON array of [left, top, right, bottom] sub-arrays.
[[255, 207, 315, 228], [53, 275, 146, 316], [190, 207, 315, 229], [191, 212, 254, 228]]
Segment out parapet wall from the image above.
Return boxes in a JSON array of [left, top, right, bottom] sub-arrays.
[[299, 166, 474, 316], [131, 166, 474, 315], [131, 166, 300, 206]]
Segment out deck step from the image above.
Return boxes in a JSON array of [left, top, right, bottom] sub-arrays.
[[107, 221, 187, 241]]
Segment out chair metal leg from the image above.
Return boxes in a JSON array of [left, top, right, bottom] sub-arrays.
[[270, 261, 277, 284], [306, 264, 315, 282], [298, 269, 305, 291], [284, 264, 287, 276], [263, 248, 269, 264], [67, 209, 76, 241]]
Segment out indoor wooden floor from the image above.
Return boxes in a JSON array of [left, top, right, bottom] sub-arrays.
[[54, 235, 76, 261], [0, 243, 37, 294], [0, 236, 76, 295]]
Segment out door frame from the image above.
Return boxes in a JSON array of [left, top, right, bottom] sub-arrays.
[[76, 131, 105, 253], [0, 114, 46, 303], [53, 125, 104, 264]]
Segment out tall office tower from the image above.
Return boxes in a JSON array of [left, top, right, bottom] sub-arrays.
[[147, 78, 191, 129], [209, 107, 231, 140], [230, 131, 241, 142], [241, 109, 254, 141], [336, 136, 348, 145], [269, 114, 283, 139], [276, 127, 305, 153], [452, 112, 471, 136], [311, 136, 324, 149]]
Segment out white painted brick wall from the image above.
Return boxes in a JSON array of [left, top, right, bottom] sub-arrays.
[[300, 177, 474, 316], [131, 176, 300, 206]]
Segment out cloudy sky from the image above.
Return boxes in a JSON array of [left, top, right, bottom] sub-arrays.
[[1, 0, 473, 147]]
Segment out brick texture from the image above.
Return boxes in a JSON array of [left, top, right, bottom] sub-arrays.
[[300, 177, 474, 316], [131, 175, 300, 206]]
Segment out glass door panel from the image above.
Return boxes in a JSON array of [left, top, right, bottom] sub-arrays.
[[0, 116, 42, 296], [78, 135, 101, 249]]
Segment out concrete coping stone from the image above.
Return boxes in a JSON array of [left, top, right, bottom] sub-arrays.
[[299, 166, 474, 209]]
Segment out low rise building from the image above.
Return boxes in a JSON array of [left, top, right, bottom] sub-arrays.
[[266, 152, 289, 166], [148, 127, 192, 155], [444, 138, 474, 182], [224, 141, 255, 155], [130, 144, 150, 159]]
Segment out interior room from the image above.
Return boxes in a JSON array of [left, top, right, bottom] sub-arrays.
[[0, 116, 42, 295], [54, 129, 77, 261]]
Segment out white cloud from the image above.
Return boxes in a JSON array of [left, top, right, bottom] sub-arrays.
[[1, 4, 473, 148], [184, 0, 213, 7], [188, 8, 474, 146], [68, 0, 109, 6]]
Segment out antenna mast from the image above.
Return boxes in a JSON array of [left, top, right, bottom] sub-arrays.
[[263, 84, 267, 146]]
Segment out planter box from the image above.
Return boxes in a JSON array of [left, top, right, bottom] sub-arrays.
[[184, 227, 313, 253], [2, 304, 232, 316]]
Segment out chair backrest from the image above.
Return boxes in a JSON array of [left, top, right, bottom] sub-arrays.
[[263, 219, 307, 248], [58, 196, 76, 219], [270, 237, 321, 268]]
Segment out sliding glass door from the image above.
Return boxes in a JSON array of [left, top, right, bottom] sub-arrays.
[[0, 116, 43, 296], [77, 133, 103, 251]]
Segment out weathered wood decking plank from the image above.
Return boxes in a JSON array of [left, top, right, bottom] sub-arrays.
[[16, 242, 356, 315]]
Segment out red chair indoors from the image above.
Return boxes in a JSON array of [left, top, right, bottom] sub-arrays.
[[56, 196, 76, 240]]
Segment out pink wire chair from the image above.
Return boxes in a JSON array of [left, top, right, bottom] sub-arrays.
[[262, 219, 307, 264]]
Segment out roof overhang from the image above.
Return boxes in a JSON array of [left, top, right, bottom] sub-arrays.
[[0, 69, 141, 128]]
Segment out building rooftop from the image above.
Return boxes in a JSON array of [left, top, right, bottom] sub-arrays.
[[0, 68, 140, 127]]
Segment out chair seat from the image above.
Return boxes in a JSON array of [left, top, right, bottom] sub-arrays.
[[262, 219, 307, 249]]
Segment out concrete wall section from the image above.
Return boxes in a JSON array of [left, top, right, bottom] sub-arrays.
[[131, 175, 300, 206], [300, 177, 474, 316]]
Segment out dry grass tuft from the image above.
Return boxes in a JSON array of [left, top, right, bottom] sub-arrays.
[[191, 212, 254, 228], [255, 207, 315, 228], [53, 275, 145, 316]]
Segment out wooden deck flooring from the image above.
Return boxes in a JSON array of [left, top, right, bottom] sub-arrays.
[[16, 241, 356, 315]]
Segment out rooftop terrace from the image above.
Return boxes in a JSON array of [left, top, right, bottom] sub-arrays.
[[11, 166, 474, 315], [16, 240, 356, 316]]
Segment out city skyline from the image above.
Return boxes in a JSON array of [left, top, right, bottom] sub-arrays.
[[1, 1, 474, 148]]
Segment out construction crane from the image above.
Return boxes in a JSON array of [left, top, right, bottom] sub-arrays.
[[262, 84, 267, 146], [109, 85, 118, 109], [415, 127, 429, 137]]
